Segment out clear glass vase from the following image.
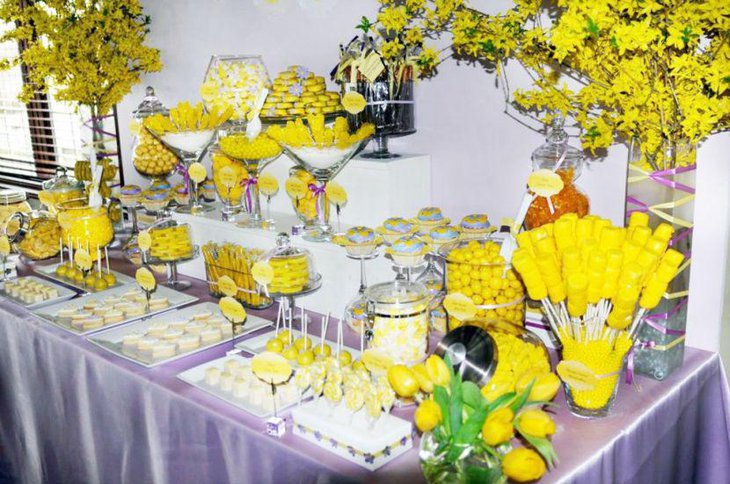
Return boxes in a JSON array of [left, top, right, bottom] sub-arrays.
[[626, 139, 694, 380], [419, 432, 504, 484]]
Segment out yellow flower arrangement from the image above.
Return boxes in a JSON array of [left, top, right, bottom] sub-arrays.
[[372, 0, 730, 167], [0, 0, 161, 115]]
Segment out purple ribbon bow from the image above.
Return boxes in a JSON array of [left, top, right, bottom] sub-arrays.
[[626, 340, 656, 385], [308, 183, 327, 216], [174, 163, 189, 194], [241, 175, 258, 212], [644, 299, 688, 336]]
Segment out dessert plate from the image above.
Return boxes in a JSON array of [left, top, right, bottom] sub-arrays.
[[36, 262, 135, 293], [235, 328, 361, 368], [88, 302, 272, 368], [177, 354, 309, 417], [0, 275, 78, 309], [33, 284, 197, 335]]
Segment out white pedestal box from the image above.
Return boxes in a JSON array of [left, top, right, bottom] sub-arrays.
[[172, 153, 431, 317], [172, 209, 400, 317], [262, 153, 431, 227]]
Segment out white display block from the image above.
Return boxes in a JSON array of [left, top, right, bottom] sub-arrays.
[[261, 152, 432, 227], [172, 207, 398, 317]]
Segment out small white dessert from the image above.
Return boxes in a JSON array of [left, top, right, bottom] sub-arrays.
[[177, 334, 200, 352], [104, 310, 124, 324], [223, 359, 240, 373], [233, 377, 249, 398], [163, 329, 184, 341], [185, 321, 206, 334], [122, 333, 143, 348], [137, 337, 160, 352], [151, 342, 176, 359], [147, 322, 169, 338], [205, 367, 221, 386], [220, 371, 234, 392], [200, 327, 223, 345], [191, 311, 213, 321]]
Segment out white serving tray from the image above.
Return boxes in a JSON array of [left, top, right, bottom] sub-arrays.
[[177, 354, 308, 417], [235, 328, 361, 367], [32, 284, 198, 335], [35, 262, 135, 292], [87, 302, 273, 367], [291, 398, 413, 471], [0, 275, 78, 309]]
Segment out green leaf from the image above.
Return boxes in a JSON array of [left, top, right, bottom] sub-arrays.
[[481, 40, 496, 54], [462, 381, 483, 409], [465, 463, 503, 484], [585, 16, 599, 38], [723, 76, 730, 84], [449, 378, 464, 437], [486, 392, 516, 413], [517, 426, 559, 469], [356, 16, 371, 33], [456, 406, 489, 446], [434, 386, 451, 435], [610, 36, 619, 50], [509, 380, 535, 413]]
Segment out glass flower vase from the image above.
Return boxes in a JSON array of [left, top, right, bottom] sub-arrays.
[[419, 432, 503, 484], [626, 139, 694, 380]]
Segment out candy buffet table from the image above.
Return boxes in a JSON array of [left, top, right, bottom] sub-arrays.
[[0, 257, 729, 484]]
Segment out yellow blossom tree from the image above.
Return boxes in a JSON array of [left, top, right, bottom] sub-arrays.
[[0, 0, 162, 116], [371, 0, 730, 167]]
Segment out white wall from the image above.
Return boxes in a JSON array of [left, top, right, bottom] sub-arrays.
[[114, 0, 729, 352]]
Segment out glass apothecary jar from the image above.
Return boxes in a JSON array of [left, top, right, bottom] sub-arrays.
[[38, 167, 85, 215], [56, 199, 114, 259], [130, 87, 178, 184], [258, 233, 320, 295], [525, 118, 589, 229], [201, 55, 271, 126], [440, 237, 526, 328], [458, 318, 550, 399], [5, 211, 62, 260], [364, 280, 430, 366], [0, 189, 31, 232], [287, 167, 329, 232]]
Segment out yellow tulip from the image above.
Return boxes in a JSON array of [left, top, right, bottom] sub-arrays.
[[414, 399, 442, 433], [412, 363, 434, 393], [481, 377, 513, 402], [481, 407, 514, 446], [502, 447, 547, 482], [425, 355, 451, 387], [387, 364, 420, 398], [516, 371, 561, 402], [517, 409, 556, 438]]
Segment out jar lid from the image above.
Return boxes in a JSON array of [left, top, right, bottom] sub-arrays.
[[132, 86, 169, 119], [365, 280, 428, 307], [435, 325, 497, 386], [0, 188, 27, 205], [531, 117, 584, 176], [264, 232, 311, 259], [41, 166, 84, 193]]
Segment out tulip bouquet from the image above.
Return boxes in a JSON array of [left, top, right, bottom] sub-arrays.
[[395, 354, 558, 483], [511, 212, 684, 416]]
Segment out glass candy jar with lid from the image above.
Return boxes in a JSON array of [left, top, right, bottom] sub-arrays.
[[525, 118, 589, 229], [364, 280, 430, 366], [130, 87, 178, 184], [441, 319, 550, 399], [440, 237, 526, 329], [5, 211, 62, 260], [0, 189, 31, 231], [258, 233, 320, 296], [39, 167, 85, 215]]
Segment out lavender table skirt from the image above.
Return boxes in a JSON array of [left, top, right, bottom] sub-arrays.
[[0, 273, 729, 483]]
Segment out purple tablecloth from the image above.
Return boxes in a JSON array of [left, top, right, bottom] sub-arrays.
[[1, 260, 729, 483]]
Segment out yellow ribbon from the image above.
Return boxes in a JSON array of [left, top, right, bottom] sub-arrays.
[[645, 335, 686, 352], [627, 164, 695, 229]]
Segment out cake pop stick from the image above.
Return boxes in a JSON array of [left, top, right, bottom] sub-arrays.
[[288, 306, 293, 345], [97, 246, 102, 277], [360, 321, 365, 353], [59, 238, 63, 265], [320, 316, 326, 352], [336, 319, 343, 360], [275, 300, 283, 335], [105, 246, 110, 274]]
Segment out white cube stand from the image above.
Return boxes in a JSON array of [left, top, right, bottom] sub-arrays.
[[172, 153, 431, 317]]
